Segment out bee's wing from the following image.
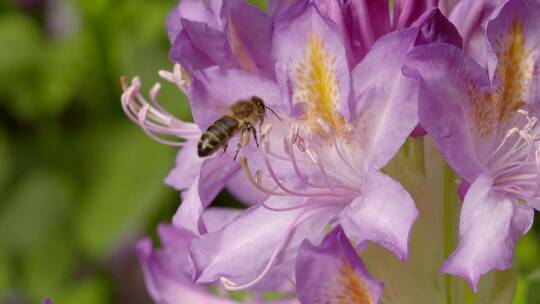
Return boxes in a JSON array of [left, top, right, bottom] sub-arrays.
[[192, 104, 231, 129]]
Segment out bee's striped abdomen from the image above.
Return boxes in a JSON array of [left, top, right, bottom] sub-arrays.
[[198, 115, 239, 157]]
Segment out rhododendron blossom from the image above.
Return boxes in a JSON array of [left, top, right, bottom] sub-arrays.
[[120, 0, 539, 302], [404, 0, 540, 292]]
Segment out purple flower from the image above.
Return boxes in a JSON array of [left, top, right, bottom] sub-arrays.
[[404, 0, 540, 291], [121, 0, 460, 296], [136, 208, 298, 303], [42, 299, 53, 304], [186, 2, 421, 291], [296, 225, 383, 304]]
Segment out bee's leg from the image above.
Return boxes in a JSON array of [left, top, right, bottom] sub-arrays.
[[234, 124, 251, 160], [219, 144, 228, 156]]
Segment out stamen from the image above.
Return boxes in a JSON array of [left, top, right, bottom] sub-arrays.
[[330, 130, 363, 176], [219, 204, 337, 291], [262, 199, 346, 213], [239, 157, 287, 196], [261, 129, 349, 197], [158, 63, 191, 94], [120, 76, 201, 146], [488, 109, 540, 200]]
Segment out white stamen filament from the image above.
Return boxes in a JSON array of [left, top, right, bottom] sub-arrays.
[[120, 72, 200, 146], [219, 203, 339, 291], [489, 110, 540, 201], [261, 127, 353, 198]]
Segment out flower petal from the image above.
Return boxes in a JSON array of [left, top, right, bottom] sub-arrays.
[[449, 0, 506, 65], [198, 156, 240, 205], [413, 8, 463, 48], [442, 174, 534, 291], [352, 28, 420, 170], [173, 176, 207, 235], [273, 2, 352, 120], [165, 0, 222, 43], [201, 207, 242, 233], [340, 171, 418, 261], [136, 225, 237, 304], [486, 0, 540, 104], [394, 0, 437, 29], [224, 0, 274, 77], [164, 139, 204, 191], [343, 0, 392, 63], [526, 197, 540, 211], [170, 19, 235, 73], [225, 170, 269, 206], [189, 196, 341, 285], [403, 43, 490, 181], [172, 156, 241, 235], [296, 226, 383, 304]]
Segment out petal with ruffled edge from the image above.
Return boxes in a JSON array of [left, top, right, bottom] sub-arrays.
[[201, 207, 242, 232], [198, 155, 240, 205], [413, 8, 463, 48], [352, 28, 419, 170], [442, 173, 534, 292], [223, 0, 275, 77], [190, 67, 283, 130], [164, 139, 204, 191], [273, 2, 352, 120], [170, 18, 236, 74], [340, 171, 418, 261], [173, 176, 207, 235], [165, 0, 222, 43], [403, 43, 490, 181], [449, 0, 506, 66], [189, 195, 341, 286], [137, 222, 242, 304], [486, 0, 540, 105], [296, 226, 383, 304], [393, 0, 437, 29], [172, 156, 241, 235]]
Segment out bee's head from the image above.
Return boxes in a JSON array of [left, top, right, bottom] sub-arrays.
[[251, 96, 266, 113]]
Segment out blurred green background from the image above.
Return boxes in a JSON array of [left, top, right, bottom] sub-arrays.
[[0, 0, 538, 303]]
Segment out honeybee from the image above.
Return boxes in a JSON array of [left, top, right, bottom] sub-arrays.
[[197, 96, 278, 158]]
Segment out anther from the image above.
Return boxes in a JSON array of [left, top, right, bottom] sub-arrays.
[[255, 170, 263, 184], [296, 137, 306, 152], [290, 124, 300, 144]]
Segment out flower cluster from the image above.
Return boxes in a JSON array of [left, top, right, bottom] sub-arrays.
[[121, 0, 540, 302]]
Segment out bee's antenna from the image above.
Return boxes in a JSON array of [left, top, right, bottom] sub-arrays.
[[267, 106, 282, 121]]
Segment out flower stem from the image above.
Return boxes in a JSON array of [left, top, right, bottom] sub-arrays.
[[409, 137, 426, 176]]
